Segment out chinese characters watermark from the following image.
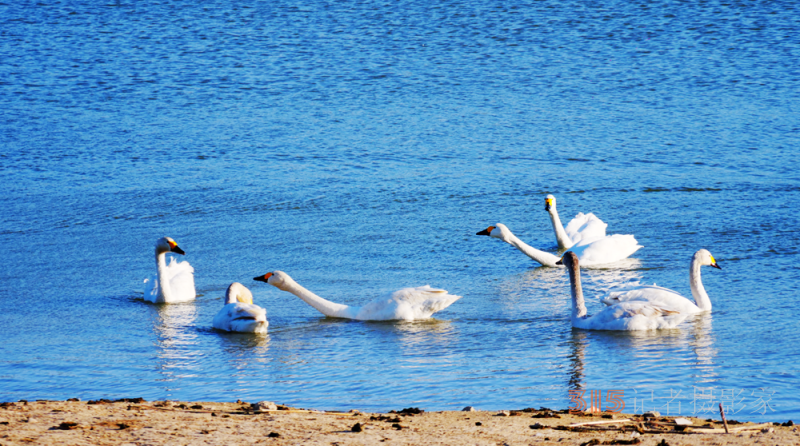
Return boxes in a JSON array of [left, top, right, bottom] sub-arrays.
[[568, 387, 776, 416]]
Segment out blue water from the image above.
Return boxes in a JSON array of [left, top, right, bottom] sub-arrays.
[[1, 0, 799, 422]]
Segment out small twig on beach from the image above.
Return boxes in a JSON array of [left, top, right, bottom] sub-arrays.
[[719, 403, 729, 434]]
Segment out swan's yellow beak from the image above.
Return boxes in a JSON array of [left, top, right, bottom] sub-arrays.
[[545, 198, 553, 211], [253, 272, 273, 283], [710, 255, 721, 269], [476, 226, 495, 236]]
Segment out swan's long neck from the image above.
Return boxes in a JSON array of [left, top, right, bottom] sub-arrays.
[[281, 279, 352, 318], [504, 232, 561, 267], [226, 283, 253, 304], [689, 253, 712, 311], [155, 249, 172, 301], [548, 208, 574, 249], [566, 261, 588, 319]]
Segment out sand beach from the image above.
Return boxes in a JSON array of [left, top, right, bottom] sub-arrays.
[[1, 399, 796, 446]]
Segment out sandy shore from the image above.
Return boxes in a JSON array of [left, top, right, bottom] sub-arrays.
[[0, 399, 797, 445]]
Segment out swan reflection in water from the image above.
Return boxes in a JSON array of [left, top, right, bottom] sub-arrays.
[[563, 314, 717, 411], [150, 302, 200, 384], [567, 330, 588, 390], [686, 313, 717, 383]]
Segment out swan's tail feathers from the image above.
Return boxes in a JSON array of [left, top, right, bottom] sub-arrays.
[[214, 303, 268, 333], [565, 212, 608, 245], [143, 276, 159, 302]]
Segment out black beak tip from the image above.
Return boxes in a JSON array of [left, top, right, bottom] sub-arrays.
[[253, 276, 265, 282], [555, 260, 563, 265], [712, 263, 722, 270], [545, 204, 550, 211], [476, 229, 490, 236], [172, 246, 186, 255]]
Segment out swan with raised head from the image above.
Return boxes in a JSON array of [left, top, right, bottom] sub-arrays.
[[557, 251, 688, 331], [144, 237, 196, 303], [545, 194, 608, 249], [599, 249, 721, 313], [477, 223, 641, 267], [253, 271, 461, 321], [212, 282, 268, 333]]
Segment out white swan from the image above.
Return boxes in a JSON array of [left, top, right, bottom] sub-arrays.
[[545, 194, 608, 249], [557, 252, 689, 331], [477, 223, 641, 267], [212, 282, 268, 333], [600, 249, 721, 313], [144, 237, 196, 303], [253, 271, 461, 321]]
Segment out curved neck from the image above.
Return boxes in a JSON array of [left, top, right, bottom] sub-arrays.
[[503, 232, 561, 267], [567, 262, 587, 319], [155, 249, 172, 301], [548, 208, 574, 249], [281, 279, 352, 318], [689, 254, 712, 311]]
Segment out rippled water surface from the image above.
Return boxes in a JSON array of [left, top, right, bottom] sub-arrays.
[[2, 0, 799, 421]]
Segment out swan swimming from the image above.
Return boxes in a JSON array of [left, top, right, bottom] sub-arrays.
[[143, 237, 196, 303], [557, 251, 689, 331], [477, 223, 641, 267], [212, 282, 268, 333], [253, 271, 461, 321], [600, 249, 721, 313], [545, 194, 608, 250]]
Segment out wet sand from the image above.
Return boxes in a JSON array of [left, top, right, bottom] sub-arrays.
[[0, 399, 797, 445]]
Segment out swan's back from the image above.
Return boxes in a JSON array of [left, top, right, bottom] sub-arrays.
[[565, 212, 607, 245], [354, 285, 462, 321]]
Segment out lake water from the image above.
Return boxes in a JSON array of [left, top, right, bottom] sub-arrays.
[[1, 0, 799, 422]]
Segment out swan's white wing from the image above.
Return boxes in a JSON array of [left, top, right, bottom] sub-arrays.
[[213, 302, 268, 333], [571, 234, 642, 266], [600, 284, 700, 314], [564, 212, 607, 245], [578, 301, 688, 331], [165, 257, 196, 302]]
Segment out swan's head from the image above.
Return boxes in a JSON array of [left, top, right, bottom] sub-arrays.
[[545, 194, 556, 212], [155, 236, 185, 255], [555, 251, 579, 269], [695, 249, 722, 269], [476, 223, 512, 242], [253, 270, 293, 291]]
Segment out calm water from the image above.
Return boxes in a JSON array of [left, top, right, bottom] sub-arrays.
[[1, 0, 799, 422]]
